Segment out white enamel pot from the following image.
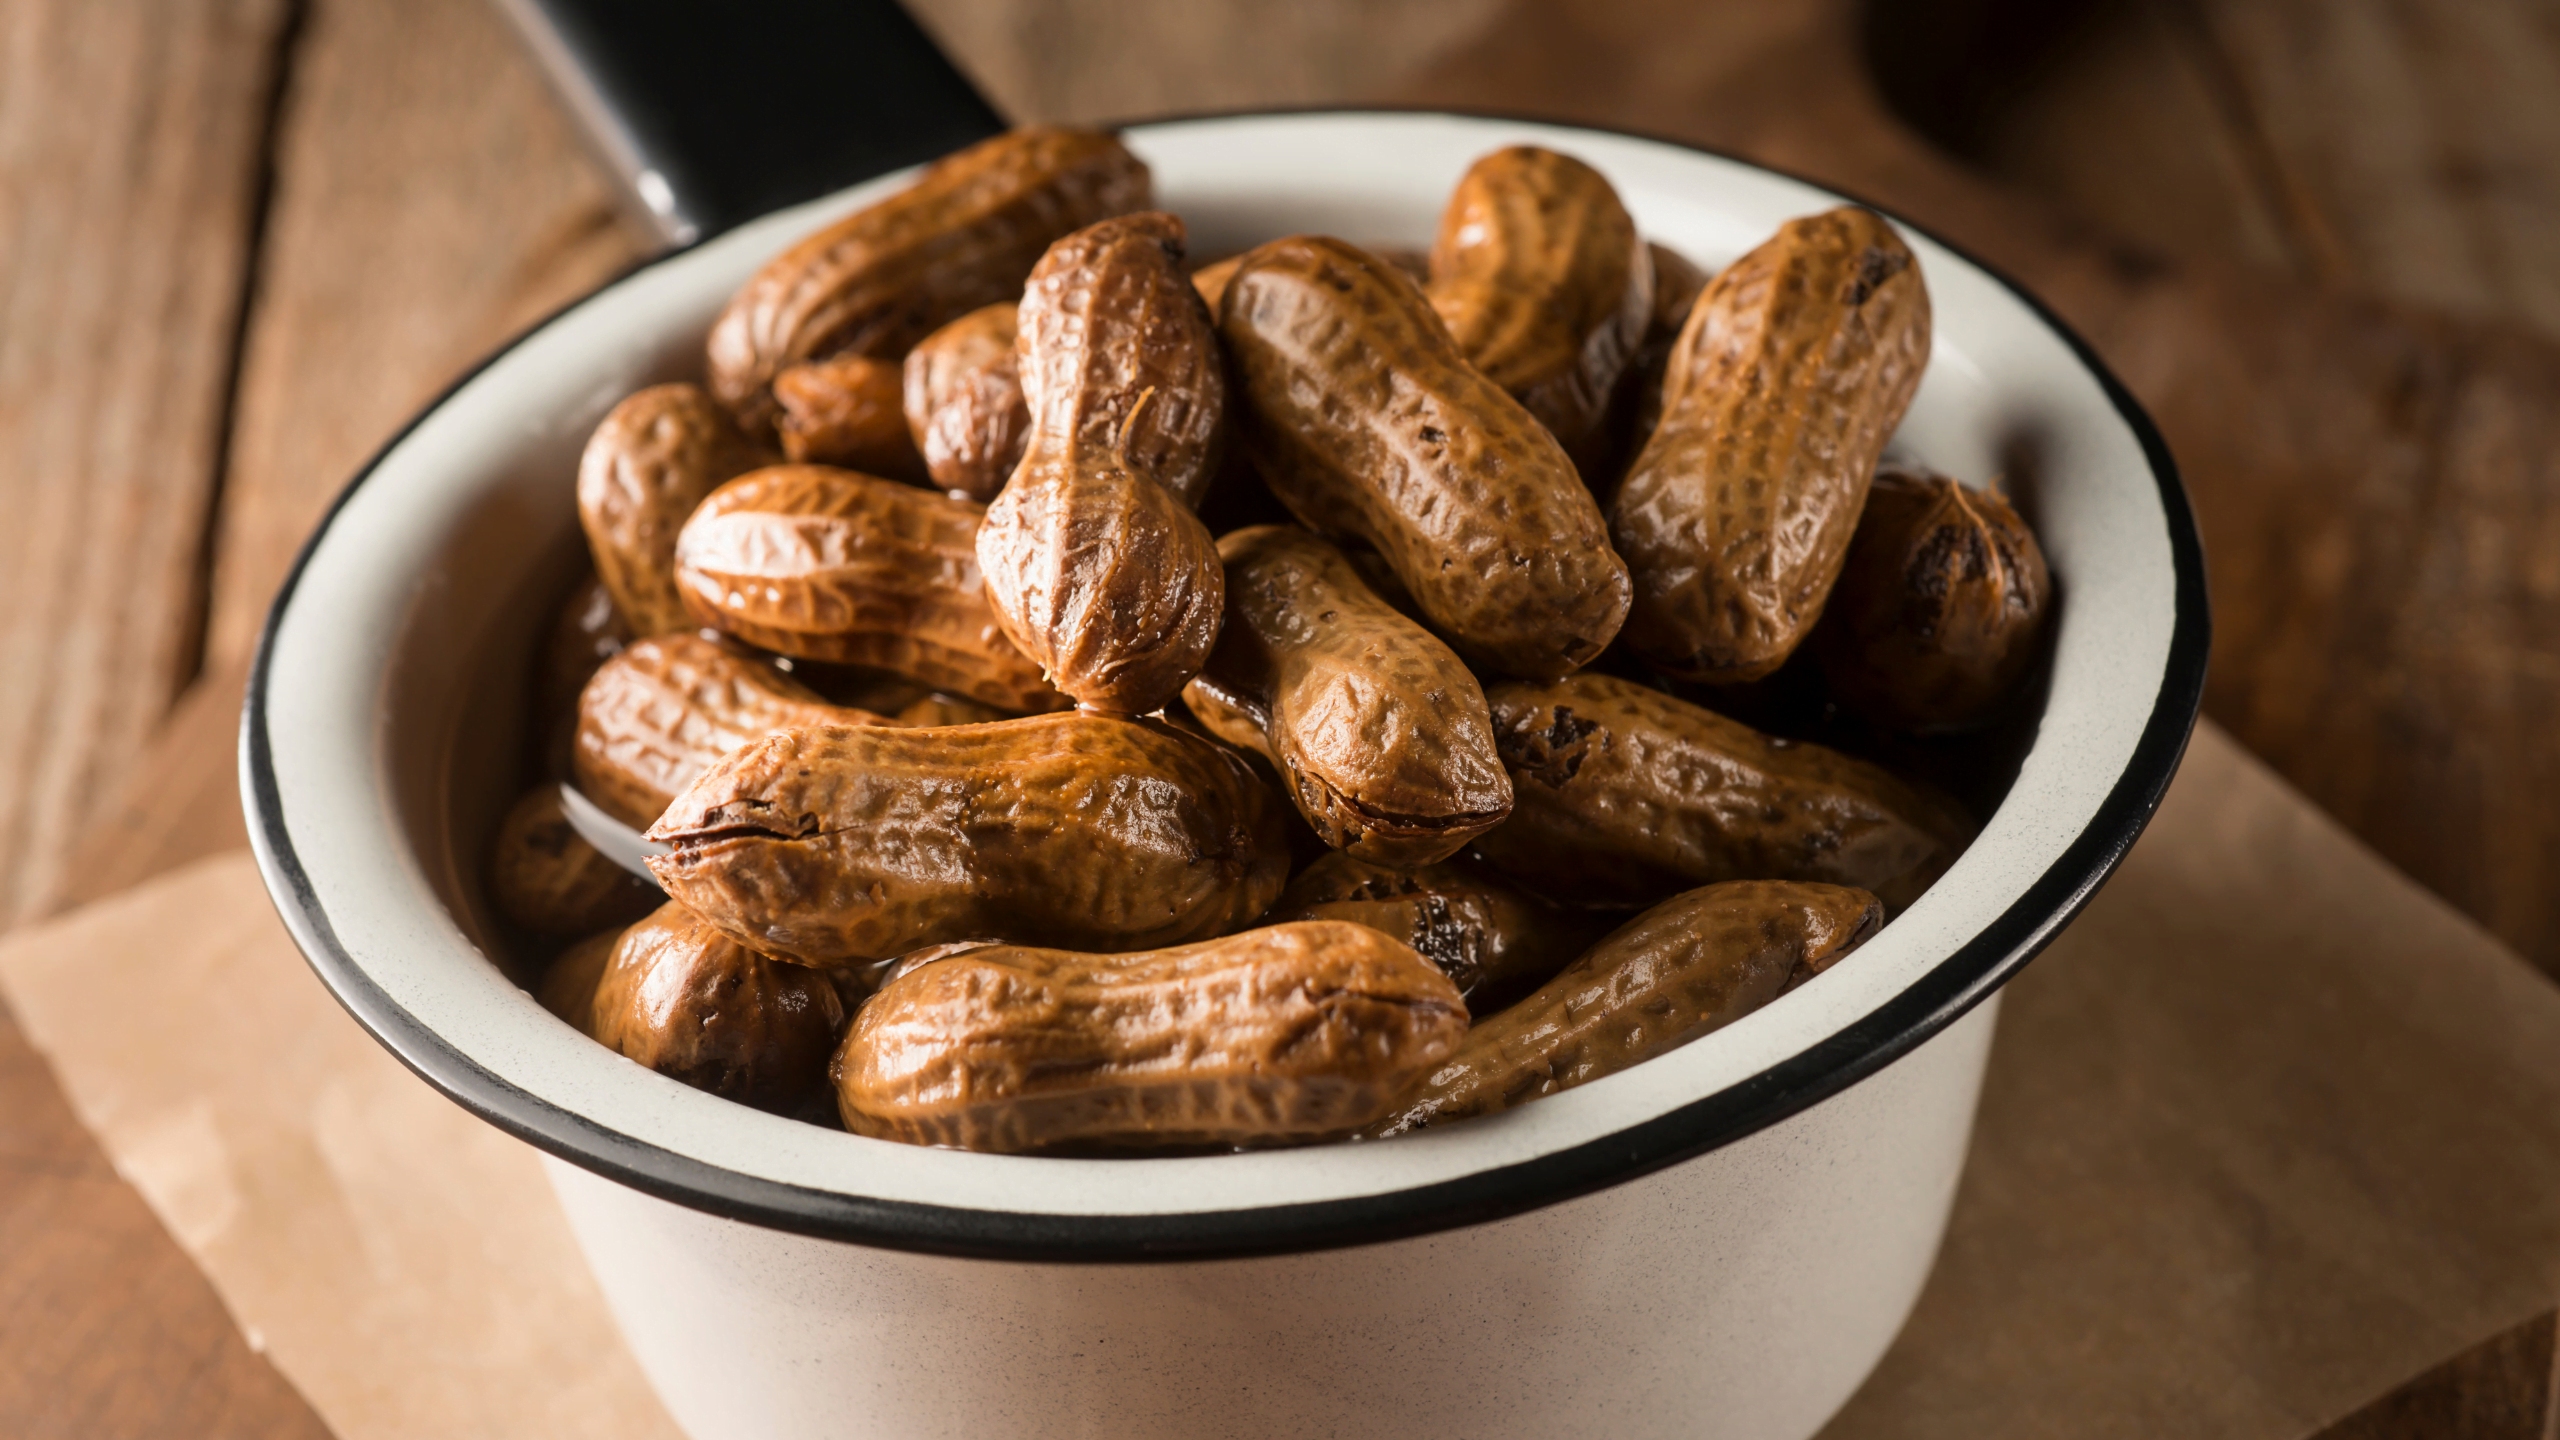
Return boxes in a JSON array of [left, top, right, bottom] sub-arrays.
[[244, 109, 2206, 1440]]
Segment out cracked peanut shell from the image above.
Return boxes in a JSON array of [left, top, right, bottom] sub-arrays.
[[644, 711, 1291, 968], [1610, 207, 1932, 683], [1270, 853, 1602, 1011]]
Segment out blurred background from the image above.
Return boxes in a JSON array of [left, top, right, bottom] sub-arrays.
[[2, 0, 2555, 1434]]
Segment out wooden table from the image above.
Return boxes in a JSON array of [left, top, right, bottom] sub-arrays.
[[3, 0, 2555, 1433]]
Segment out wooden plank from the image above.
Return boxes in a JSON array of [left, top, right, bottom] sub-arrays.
[[198, 0, 651, 676], [0, 0, 283, 928], [2310, 1307, 2559, 1440], [2194, 0, 2560, 341]]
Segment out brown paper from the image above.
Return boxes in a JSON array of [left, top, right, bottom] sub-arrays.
[[0, 854, 682, 1440], [2, 721, 2557, 1440]]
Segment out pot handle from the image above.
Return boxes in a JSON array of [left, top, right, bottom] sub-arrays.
[[494, 0, 1008, 245]]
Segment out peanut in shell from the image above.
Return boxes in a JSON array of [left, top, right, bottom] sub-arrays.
[[1426, 146, 1653, 475], [834, 921, 1466, 1151], [1610, 207, 1932, 683], [977, 212, 1228, 713], [1218, 235, 1629, 680], [572, 631, 887, 830], [772, 354, 927, 479], [1370, 881, 1880, 1136], [577, 383, 775, 636], [673, 464, 1067, 713], [1271, 853, 1602, 1011], [901, 302, 1030, 501], [489, 786, 660, 936], [590, 902, 846, 1115], [1813, 463, 2052, 732], [706, 126, 1149, 430], [1470, 671, 1972, 912], [644, 711, 1292, 968], [1184, 525, 1510, 867]]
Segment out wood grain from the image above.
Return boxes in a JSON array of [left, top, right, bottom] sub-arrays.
[[0, 0, 285, 928], [198, 0, 650, 675], [2310, 1307, 2559, 1440]]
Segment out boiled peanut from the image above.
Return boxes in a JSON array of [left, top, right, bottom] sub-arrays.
[[978, 212, 1228, 713], [1426, 146, 1653, 474], [1183, 525, 1510, 866], [901, 302, 1029, 501], [707, 126, 1148, 430], [590, 901, 846, 1114], [772, 354, 927, 479], [672, 464, 1067, 713], [1813, 463, 2052, 732], [577, 383, 774, 636], [1611, 207, 1932, 683], [1271, 853, 1603, 1011], [572, 631, 887, 829], [1470, 672, 1972, 912], [645, 711, 1291, 967], [538, 927, 622, 1035], [1218, 235, 1630, 680], [490, 786, 660, 935], [834, 921, 1466, 1151], [1370, 881, 1879, 1136]]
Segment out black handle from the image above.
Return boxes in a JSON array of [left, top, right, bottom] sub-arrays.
[[496, 0, 1009, 244]]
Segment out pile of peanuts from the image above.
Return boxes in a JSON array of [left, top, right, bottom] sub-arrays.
[[487, 127, 2051, 1154]]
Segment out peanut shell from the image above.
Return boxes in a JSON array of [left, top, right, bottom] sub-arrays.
[[707, 126, 1148, 430], [773, 354, 927, 479], [901, 302, 1029, 501], [645, 711, 1292, 968], [577, 383, 774, 636], [1218, 235, 1629, 680], [1610, 207, 1932, 682], [834, 920, 1465, 1151], [673, 464, 1067, 713], [1184, 525, 1509, 866], [590, 901, 846, 1114]]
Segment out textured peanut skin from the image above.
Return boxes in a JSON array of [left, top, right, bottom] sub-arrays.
[[1183, 526, 1510, 866], [673, 465, 1067, 713], [1271, 853, 1601, 1010], [1610, 207, 1932, 682], [490, 787, 660, 936], [1813, 464, 2052, 732], [645, 712, 1292, 968], [589, 902, 846, 1115], [1426, 146, 1653, 474], [1471, 672, 1972, 912], [1218, 235, 1630, 680], [901, 303, 1029, 501], [978, 213, 1228, 713], [773, 354, 927, 479], [706, 127, 1149, 430], [1370, 881, 1880, 1136], [572, 632, 885, 829], [577, 384, 774, 636], [834, 921, 1465, 1151]]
